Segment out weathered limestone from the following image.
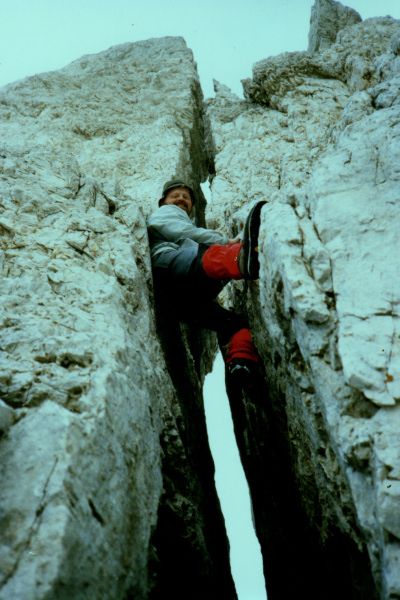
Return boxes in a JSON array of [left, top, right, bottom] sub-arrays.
[[206, 2, 400, 598], [308, 0, 361, 52], [0, 38, 234, 598]]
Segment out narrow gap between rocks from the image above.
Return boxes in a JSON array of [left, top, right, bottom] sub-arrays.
[[203, 352, 267, 600]]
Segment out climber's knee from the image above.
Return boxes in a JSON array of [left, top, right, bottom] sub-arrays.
[[201, 243, 242, 280], [225, 328, 260, 364]]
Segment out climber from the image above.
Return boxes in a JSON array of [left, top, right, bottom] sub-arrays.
[[147, 178, 266, 381]]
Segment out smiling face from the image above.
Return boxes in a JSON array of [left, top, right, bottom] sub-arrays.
[[163, 186, 193, 215]]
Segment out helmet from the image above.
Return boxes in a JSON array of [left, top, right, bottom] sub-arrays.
[[158, 179, 195, 207]]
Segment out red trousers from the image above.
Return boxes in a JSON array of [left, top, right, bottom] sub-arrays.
[[201, 244, 259, 364], [201, 243, 242, 280], [225, 328, 259, 364]]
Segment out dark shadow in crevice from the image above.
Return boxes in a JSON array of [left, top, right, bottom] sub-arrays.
[[145, 302, 237, 600], [225, 338, 379, 600], [224, 280, 380, 599]]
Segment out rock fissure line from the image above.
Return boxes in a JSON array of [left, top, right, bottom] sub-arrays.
[[1, 457, 59, 588]]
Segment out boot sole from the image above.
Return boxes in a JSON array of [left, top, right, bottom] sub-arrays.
[[242, 201, 266, 279]]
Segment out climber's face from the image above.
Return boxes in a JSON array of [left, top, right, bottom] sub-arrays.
[[163, 186, 193, 215]]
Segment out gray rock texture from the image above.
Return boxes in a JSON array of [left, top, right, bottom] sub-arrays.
[[308, 0, 361, 53], [0, 37, 234, 599], [207, 3, 400, 599]]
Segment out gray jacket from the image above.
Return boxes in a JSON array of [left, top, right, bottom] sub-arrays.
[[147, 205, 228, 269]]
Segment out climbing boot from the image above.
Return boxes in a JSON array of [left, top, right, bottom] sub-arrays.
[[226, 358, 265, 398], [227, 358, 256, 380], [239, 200, 267, 280]]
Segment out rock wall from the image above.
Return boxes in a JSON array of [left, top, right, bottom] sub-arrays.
[[0, 38, 235, 599], [206, 1, 400, 598], [2, 2, 400, 599]]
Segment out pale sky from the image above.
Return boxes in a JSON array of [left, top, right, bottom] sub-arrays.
[[1, 1, 399, 98], [1, 2, 399, 599]]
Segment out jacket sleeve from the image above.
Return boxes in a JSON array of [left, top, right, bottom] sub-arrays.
[[147, 205, 228, 245]]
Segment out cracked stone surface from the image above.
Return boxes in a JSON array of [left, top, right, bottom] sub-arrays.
[[0, 37, 233, 599], [206, 2, 400, 597]]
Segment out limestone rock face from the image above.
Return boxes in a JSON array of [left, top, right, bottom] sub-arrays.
[[0, 38, 234, 599], [308, 0, 361, 53], [207, 4, 400, 599]]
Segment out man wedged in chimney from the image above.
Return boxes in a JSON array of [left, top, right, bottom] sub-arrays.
[[147, 178, 265, 383]]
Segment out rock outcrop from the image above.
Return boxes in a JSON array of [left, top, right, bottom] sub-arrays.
[[308, 0, 362, 52], [0, 38, 234, 599], [207, 2, 400, 598]]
